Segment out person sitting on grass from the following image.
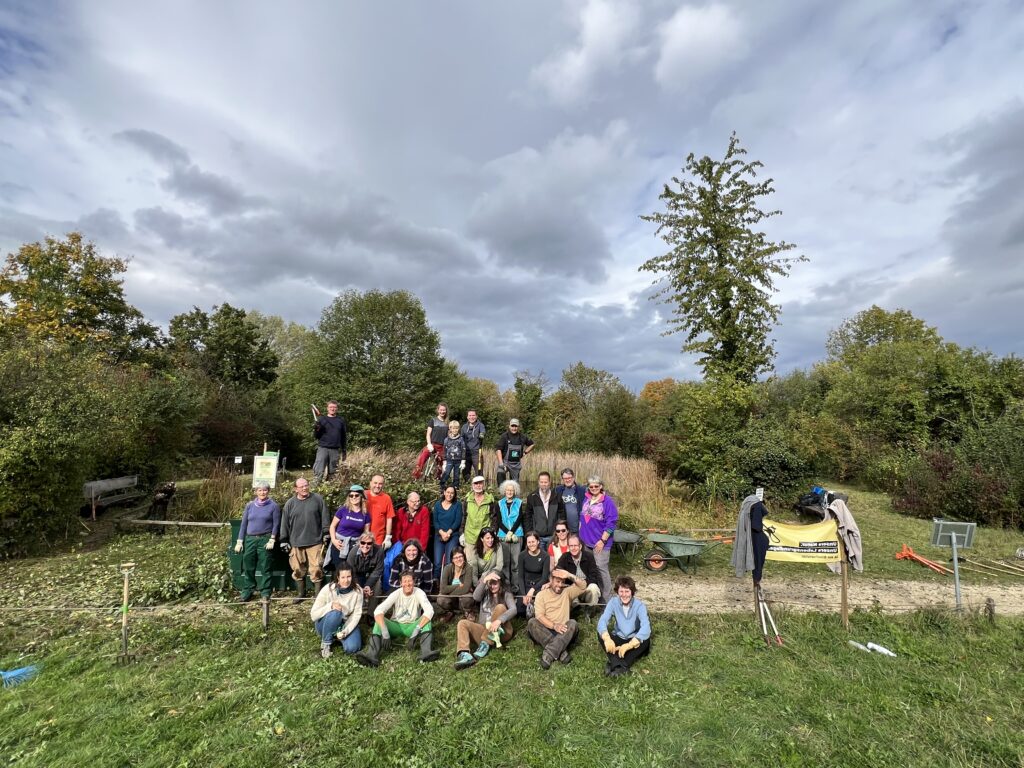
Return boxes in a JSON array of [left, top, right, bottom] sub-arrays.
[[454, 570, 517, 670], [517, 531, 550, 617], [388, 539, 435, 594], [356, 570, 439, 667], [597, 575, 651, 677], [310, 565, 363, 659], [553, 534, 602, 606], [468, 527, 503, 580], [437, 547, 477, 622], [527, 568, 587, 669]]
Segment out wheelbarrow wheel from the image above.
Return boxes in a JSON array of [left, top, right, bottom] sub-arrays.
[[643, 548, 669, 572]]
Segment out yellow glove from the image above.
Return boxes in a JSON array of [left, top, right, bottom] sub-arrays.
[[601, 632, 616, 654], [616, 637, 641, 657]]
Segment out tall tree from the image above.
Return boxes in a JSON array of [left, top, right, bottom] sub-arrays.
[[0, 232, 159, 360], [169, 304, 278, 388], [640, 133, 805, 382]]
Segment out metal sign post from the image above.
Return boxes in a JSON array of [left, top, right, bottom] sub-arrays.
[[931, 519, 976, 613]]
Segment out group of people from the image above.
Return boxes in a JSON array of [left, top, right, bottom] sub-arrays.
[[235, 446, 650, 675]]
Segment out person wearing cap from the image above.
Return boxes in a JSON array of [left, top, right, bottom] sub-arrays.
[[413, 402, 449, 480], [234, 482, 281, 602], [528, 568, 587, 669], [554, 468, 588, 535], [459, 409, 486, 483], [347, 532, 385, 603], [312, 400, 348, 485], [432, 484, 463, 581], [366, 474, 396, 548], [494, 418, 534, 484], [461, 475, 498, 552], [393, 491, 431, 550], [326, 485, 371, 572]]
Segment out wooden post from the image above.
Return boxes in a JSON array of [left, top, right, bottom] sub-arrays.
[[839, 539, 850, 631], [261, 597, 270, 631], [118, 562, 137, 664]]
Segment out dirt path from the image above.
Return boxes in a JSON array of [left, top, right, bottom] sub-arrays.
[[634, 573, 1024, 616]]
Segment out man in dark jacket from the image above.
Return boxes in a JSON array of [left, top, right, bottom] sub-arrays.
[[554, 535, 601, 604], [494, 418, 534, 483], [347, 533, 385, 604], [313, 400, 348, 484], [554, 467, 588, 535], [525, 471, 565, 547]]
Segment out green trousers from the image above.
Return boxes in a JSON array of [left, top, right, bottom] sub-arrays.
[[373, 619, 433, 638], [241, 534, 273, 598]]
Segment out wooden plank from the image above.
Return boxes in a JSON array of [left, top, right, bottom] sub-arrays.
[[122, 519, 231, 528]]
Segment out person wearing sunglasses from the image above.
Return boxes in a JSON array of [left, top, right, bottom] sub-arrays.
[[579, 475, 618, 601], [326, 485, 371, 572], [346, 533, 384, 606], [547, 524, 571, 572]]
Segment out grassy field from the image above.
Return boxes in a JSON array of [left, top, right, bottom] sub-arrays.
[[1, 606, 1021, 767]]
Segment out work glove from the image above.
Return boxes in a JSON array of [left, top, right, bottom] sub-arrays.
[[234, 540, 243, 554], [265, 538, 276, 551], [616, 637, 641, 658], [459, 534, 466, 547], [510, 534, 520, 544], [280, 542, 291, 554], [601, 632, 616, 654], [426, 443, 434, 453], [380, 625, 391, 651], [383, 535, 392, 549], [442, 462, 448, 472], [322, 534, 331, 544], [407, 625, 422, 649], [459, 461, 465, 471]]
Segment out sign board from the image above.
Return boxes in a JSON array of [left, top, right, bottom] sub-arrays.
[[930, 519, 975, 549], [252, 454, 279, 488], [234, 456, 243, 464], [763, 518, 842, 564]]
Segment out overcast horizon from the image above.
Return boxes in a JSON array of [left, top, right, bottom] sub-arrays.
[[2, 1, 1022, 390]]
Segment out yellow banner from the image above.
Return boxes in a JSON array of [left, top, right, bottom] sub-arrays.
[[763, 518, 841, 563]]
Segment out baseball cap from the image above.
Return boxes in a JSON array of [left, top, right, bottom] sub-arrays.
[[509, 418, 521, 427], [471, 475, 485, 484]]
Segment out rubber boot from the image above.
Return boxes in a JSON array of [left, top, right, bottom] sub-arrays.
[[293, 577, 306, 605], [418, 631, 440, 663], [312, 580, 324, 598], [356, 635, 382, 668]]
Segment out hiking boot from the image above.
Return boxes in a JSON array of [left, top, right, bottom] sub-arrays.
[[558, 650, 572, 665], [292, 578, 306, 605], [473, 641, 490, 659], [320, 642, 332, 659], [417, 631, 440, 663], [609, 665, 629, 677], [355, 635, 382, 668], [454, 651, 477, 670], [540, 651, 555, 670], [240, 592, 254, 603], [604, 661, 614, 676]]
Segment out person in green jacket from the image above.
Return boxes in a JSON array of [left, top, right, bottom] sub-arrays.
[[461, 475, 496, 552]]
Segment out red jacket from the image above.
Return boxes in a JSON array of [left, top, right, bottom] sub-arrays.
[[394, 504, 431, 550]]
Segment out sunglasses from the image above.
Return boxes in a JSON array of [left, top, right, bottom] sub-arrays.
[[555, 528, 567, 533], [588, 485, 602, 490], [348, 492, 363, 498]]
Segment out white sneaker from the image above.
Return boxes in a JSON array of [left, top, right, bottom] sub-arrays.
[[320, 642, 332, 659]]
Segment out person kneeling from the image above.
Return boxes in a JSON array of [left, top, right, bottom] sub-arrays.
[[527, 569, 587, 670], [311, 564, 364, 659], [597, 575, 651, 677], [454, 570, 516, 670], [357, 569, 439, 667]]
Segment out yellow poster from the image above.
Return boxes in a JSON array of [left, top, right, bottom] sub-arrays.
[[763, 518, 841, 563], [252, 454, 279, 488]]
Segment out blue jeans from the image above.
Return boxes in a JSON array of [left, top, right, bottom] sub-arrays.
[[433, 534, 459, 580], [439, 461, 462, 492], [314, 611, 362, 654]]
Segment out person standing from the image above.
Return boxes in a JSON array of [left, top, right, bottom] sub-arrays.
[[365, 474, 396, 549], [579, 475, 618, 601], [394, 491, 431, 550], [440, 420, 467, 491], [460, 476, 497, 552], [525, 471, 565, 548], [413, 402, 449, 479], [554, 468, 588, 535], [233, 482, 281, 602], [280, 477, 330, 603], [460, 409, 486, 483], [496, 479, 525, 590], [432, 485, 463, 581], [527, 569, 587, 669], [312, 400, 347, 484], [493, 418, 534, 484]]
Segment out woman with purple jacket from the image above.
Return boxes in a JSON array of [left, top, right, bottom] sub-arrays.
[[579, 475, 618, 601], [327, 485, 371, 571]]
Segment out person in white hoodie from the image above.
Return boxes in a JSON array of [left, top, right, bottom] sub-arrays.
[[310, 564, 364, 659]]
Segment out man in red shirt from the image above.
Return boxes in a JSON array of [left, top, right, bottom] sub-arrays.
[[393, 491, 430, 550], [366, 474, 396, 548]]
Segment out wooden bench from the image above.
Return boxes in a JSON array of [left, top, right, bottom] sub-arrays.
[[83, 476, 146, 520]]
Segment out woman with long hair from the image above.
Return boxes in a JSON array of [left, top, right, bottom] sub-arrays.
[[432, 485, 463, 581], [310, 564, 364, 658], [437, 546, 477, 621], [453, 570, 516, 669], [327, 485, 371, 571], [469, 527, 503, 580]]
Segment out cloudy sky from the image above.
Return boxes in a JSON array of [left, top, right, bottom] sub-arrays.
[[1, 1, 1022, 389]]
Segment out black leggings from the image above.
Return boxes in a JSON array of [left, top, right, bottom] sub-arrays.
[[604, 633, 651, 671], [752, 529, 769, 582]]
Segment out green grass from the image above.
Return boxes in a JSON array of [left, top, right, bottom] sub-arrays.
[[1, 608, 1021, 767]]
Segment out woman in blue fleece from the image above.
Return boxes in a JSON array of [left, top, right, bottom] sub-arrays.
[[597, 575, 651, 677]]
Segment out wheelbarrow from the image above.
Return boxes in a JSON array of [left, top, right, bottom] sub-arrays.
[[641, 532, 731, 575]]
